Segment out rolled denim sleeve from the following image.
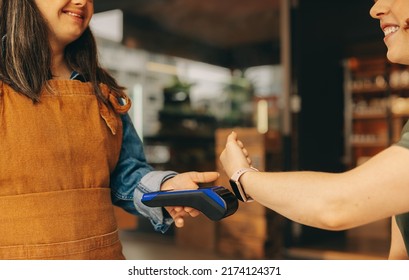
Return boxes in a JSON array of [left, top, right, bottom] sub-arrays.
[[110, 113, 177, 233]]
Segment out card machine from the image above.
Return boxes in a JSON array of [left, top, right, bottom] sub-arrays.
[[141, 186, 238, 221]]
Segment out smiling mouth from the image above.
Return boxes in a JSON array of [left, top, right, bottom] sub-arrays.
[[383, 26, 399, 36], [64, 11, 84, 20]]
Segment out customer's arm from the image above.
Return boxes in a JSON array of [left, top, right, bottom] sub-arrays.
[[220, 132, 409, 230]]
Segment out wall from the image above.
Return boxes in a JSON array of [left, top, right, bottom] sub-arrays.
[[286, 0, 385, 247]]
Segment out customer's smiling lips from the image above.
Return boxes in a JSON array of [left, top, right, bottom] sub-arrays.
[[62, 9, 86, 23]]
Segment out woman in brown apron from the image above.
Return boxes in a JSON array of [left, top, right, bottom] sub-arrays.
[[0, 0, 218, 259]]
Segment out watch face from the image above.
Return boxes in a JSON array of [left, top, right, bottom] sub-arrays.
[[229, 179, 245, 202]]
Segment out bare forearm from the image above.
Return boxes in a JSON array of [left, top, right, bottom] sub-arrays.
[[220, 132, 409, 230], [240, 164, 409, 232], [240, 170, 354, 230]]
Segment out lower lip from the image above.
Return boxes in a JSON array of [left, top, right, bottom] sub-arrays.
[[65, 13, 84, 24], [384, 31, 397, 43]]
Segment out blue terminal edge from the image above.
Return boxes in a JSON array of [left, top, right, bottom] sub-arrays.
[[141, 192, 161, 201], [141, 186, 226, 208], [202, 186, 226, 208]]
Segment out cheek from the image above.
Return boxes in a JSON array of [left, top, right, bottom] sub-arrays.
[[399, 33, 409, 57], [87, 4, 94, 21]]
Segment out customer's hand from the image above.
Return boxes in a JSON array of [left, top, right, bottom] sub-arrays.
[[161, 171, 219, 227], [219, 131, 252, 178]]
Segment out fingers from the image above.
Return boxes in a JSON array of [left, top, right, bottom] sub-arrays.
[[185, 207, 200, 217], [173, 206, 183, 213], [165, 206, 201, 228], [165, 206, 181, 218], [174, 217, 184, 228], [239, 146, 252, 164]]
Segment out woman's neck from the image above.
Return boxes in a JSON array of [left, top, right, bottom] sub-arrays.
[[50, 45, 71, 80]]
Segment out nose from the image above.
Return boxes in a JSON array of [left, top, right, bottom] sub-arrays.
[[71, 0, 87, 6], [370, 0, 391, 19]]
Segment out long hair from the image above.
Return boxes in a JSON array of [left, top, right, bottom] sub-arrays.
[[0, 0, 124, 103]]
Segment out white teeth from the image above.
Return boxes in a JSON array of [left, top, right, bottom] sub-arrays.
[[384, 26, 399, 36], [66, 12, 82, 18]]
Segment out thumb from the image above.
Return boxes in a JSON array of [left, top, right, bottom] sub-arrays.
[[187, 171, 220, 183], [227, 131, 238, 143]]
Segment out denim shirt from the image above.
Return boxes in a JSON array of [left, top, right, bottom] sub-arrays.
[[71, 72, 175, 233], [110, 114, 176, 233]]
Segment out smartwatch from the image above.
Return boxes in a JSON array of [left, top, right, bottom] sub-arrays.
[[229, 167, 258, 202]]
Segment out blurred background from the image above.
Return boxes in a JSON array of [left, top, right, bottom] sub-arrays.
[[92, 0, 401, 259]]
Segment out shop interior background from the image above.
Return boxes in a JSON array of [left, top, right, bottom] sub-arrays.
[[90, 0, 393, 260]]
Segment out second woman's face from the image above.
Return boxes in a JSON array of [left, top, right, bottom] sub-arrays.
[[370, 0, 409, 64], [34, 0, 94, 49]]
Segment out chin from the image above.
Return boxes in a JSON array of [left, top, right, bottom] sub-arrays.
[[386, 52, 409, 65]]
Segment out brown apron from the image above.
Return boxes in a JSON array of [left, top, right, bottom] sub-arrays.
[[0, 80, 131, 259]]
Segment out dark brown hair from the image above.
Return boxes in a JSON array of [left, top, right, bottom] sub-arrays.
[[0, 0, 124, 102]]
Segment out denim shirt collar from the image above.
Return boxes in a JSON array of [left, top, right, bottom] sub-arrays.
[[70, 71, 86, 82]]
